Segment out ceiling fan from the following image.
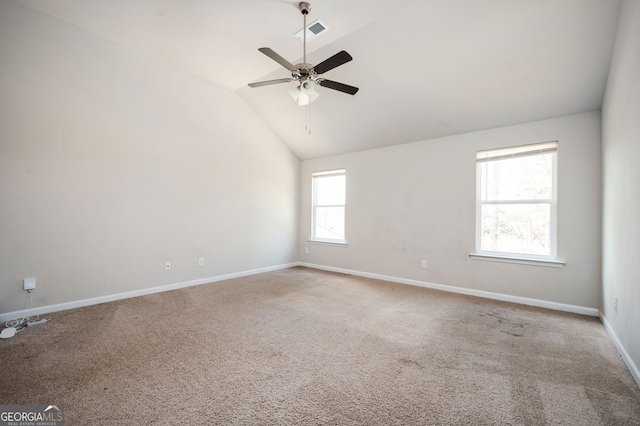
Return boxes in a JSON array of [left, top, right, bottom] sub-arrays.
[[248, 2, 359, 105]]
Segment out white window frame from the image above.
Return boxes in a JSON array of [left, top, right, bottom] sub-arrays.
[[310, 169, 347, 245], [471, 142, 565, 268]]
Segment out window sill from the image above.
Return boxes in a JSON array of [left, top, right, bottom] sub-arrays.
[[307, 239, 348, 247], [469, 252, 565, 268]]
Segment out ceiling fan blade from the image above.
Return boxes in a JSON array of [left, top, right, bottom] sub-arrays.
[[317, 79, 359, 95], [313, 51, 353, 75], [258, 47, 297, 71], [248, 78, 295, 88]]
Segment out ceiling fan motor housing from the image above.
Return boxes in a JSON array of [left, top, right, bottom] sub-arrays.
[[296, 64, 313, 76]]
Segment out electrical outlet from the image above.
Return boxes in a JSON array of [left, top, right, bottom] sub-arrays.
[[165, 261, 171, 271], [198, 258, 204, 266], [614, 296, 618, 313], [421, 260, 427, 269], [305, 247, 309, 254], [23, 277, 36, 291]]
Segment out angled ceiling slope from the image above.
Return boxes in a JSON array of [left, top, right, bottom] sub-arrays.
[[19, 0, 621, 160]]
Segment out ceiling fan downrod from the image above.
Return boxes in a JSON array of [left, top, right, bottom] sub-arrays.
[[299, 2, 311, 64]]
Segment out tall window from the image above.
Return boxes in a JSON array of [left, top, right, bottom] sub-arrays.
[[476, 142, 557, 259], [312, 169, 346, 243]]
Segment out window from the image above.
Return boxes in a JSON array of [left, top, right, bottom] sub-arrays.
[[311, 169, 346, 243], [475, 142, 558, 262]]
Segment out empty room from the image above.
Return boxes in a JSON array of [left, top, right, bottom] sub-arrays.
[[1, 0, 639, 424]]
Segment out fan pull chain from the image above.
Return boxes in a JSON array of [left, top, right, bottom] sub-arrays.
[[305, 102, 311, 135]]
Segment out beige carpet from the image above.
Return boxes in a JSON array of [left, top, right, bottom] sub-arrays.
[[1, 267, 639, 425]]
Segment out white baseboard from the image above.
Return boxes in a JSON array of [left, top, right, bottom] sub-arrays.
[[298, 262, 600, 317], [600, 314, 640, 388], [3, 261, 599, 322], [0, 262, 298, 323]]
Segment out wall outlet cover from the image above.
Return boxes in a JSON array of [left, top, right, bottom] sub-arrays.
[[23, 277, 36, 290]]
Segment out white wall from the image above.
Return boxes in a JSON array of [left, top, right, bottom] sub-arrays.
[[300, 112, 602, 309], [601, 0, 640, 383], [0, 1, 299, 315]]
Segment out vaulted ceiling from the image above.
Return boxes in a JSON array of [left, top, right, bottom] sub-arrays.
[[18, 0, 621, 160]]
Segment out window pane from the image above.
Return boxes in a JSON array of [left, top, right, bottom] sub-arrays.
[[315, 207, 345, 240], [316, 175, 345, 205], [481, 204, 551, 256], [480, 153, 553, 201]]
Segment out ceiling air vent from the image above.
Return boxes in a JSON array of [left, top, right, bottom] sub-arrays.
[[294, 19, 329, 41]]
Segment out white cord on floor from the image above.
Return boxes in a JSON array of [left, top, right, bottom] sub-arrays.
[[3, 290, 40, 333]]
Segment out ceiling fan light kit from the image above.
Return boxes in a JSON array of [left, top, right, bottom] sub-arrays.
[[248, 2, 358, 106], [289, 80, 319, 105]]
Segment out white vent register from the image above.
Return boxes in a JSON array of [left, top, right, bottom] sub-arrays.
[[295, 19, 328, 41]]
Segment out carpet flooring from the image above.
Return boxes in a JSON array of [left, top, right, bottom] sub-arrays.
[[1, 267, 639, 425]]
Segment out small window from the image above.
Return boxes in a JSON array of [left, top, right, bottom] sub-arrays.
[[476, 142, 557, 259], [311, 169, 346, 243]]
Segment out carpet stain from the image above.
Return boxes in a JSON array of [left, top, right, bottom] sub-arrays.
[[399, 358, 425, 369], [501, 330, 524, 337], [480, 310, 509, 324], [480, 309, 530, 337]]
